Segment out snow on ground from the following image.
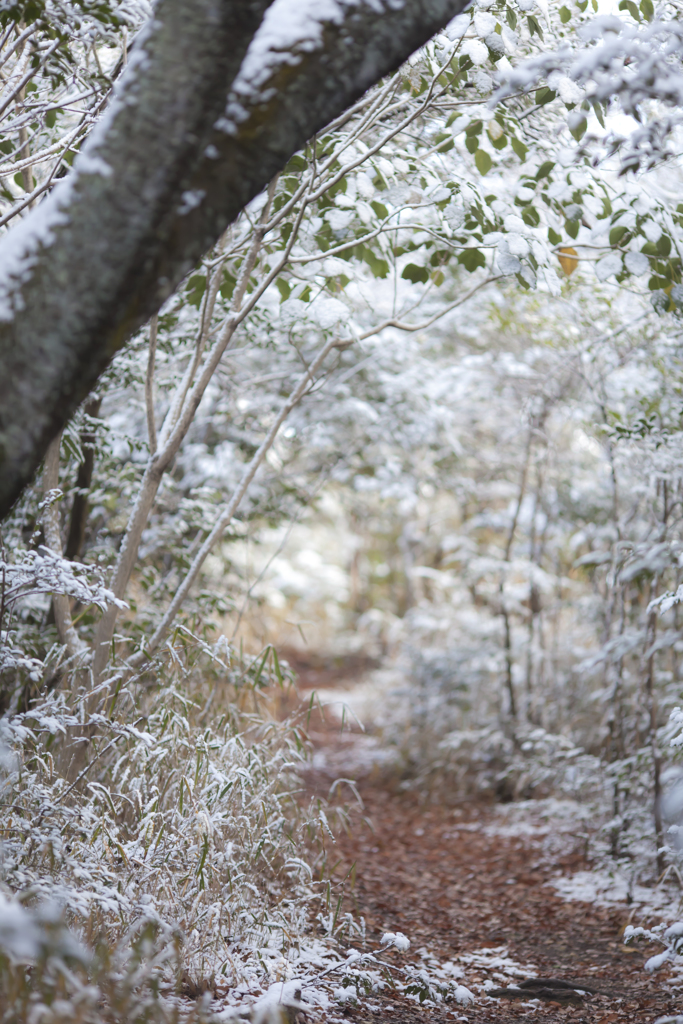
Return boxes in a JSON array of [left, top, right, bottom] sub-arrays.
[[485, 797, 594, 834], [307, 732, 398, 777], [456, 945, 538, 981], [551, 870, 683, 921]]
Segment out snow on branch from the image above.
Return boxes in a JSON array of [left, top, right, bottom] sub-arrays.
[[497, 14, 683, 170], [0, 547, 127, 614], [0, 0, 470, 518], [648, 584, 683, 616]]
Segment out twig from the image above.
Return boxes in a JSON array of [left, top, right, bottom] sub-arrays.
[[145, 315, 158, 456], [130, 336, 352, 665]]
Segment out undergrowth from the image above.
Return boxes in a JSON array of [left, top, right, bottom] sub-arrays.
[[0, 640, 343, 1022]]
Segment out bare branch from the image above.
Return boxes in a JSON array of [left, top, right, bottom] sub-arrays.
[[359, 276, 502, 340], [129, 334, 351, 667], [145, 315, 158, 457]]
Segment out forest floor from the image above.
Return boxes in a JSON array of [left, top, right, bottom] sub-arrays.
[[296, 673, 682, 1024]]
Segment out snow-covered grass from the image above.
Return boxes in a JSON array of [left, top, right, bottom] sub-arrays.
[[0, 641, 340, 1021]]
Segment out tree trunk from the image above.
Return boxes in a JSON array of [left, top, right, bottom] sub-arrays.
[[0, 0, 469, 519], [64, 398, 101, 561]]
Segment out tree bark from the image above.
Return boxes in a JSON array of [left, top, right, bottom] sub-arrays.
[[0, 0, 469, 520], [0, 0, 271, 518]]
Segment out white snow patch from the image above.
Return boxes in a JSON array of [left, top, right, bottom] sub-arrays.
[[0, 895, 43, 961], [551, 869, 681, 919], [624, 250, 650, 276], [457, 945, 537, 980], [595, 252, 622, 281], [464, 38, 489, 66], [222, 0, 370, 127]]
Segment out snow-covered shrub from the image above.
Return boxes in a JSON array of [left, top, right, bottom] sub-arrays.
[[625, 921, 683, 987], [0, 642, 332, 1021]]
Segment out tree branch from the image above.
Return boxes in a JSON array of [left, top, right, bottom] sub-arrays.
[[128, 334, 350, 667], [145, 316, 158, 457]]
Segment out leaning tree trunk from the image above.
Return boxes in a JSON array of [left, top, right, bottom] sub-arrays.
[[0, 0, 469, 519]]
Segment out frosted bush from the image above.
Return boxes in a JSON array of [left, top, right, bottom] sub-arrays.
[[0, 648, 331, 1021]]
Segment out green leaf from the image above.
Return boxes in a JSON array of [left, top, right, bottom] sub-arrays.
[[506, 7, 517, 28], [45, 109, 58, 129], [511, 137, 528, 161], [566, 219, 579, 239], [402, 263, 430, 284], [433, 132, 454, 153], [548, 227, 562, 245], [458, 248, 486, 272], [363, 248, 389, 278], [591, 99, 606, 128], [536, 161, 555, 181], [284, 154, 306, 173], [370, 201, 389, 219], [535, 87, 557, 107], [559, 5, 571, 20], [657, 235, 672, 258], [527, 14, 544, 37], [654, 259, 673, 279], [475, 149, 492, 175], [522, 205, 540, 227], [465, 136, 479, 154], [491, 133, 508, 151], [186, 275, 207, 308], [220, 271, 236, 300], [569, 117, 587, 141], [609, 225, 628, 246], [465, 120, 483, 136], [276, 278, 291, 302], [328, 177, 347, 199], [315, 223, 333, 252], [640, 0, 653, 19], [619, 0, 640, 17], [429, 249, 452, 267]]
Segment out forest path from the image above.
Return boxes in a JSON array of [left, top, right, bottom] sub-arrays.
[[303, 729, 679, 1024]]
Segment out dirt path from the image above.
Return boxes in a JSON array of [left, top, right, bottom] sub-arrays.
[[304, 731, 680, 1024]]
